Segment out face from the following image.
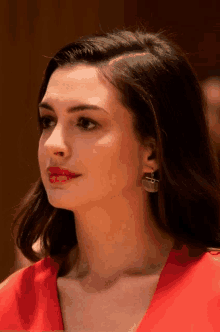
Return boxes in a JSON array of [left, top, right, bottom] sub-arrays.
[[38, 65, 149, 211]]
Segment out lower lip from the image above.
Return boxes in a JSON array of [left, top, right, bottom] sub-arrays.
[[49, 174, 81, 184]]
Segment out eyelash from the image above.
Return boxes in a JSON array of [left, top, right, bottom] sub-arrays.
[[39, 115, 98, 132]]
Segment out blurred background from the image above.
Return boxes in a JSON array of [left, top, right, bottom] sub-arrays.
[[0, 0, 220, 282]]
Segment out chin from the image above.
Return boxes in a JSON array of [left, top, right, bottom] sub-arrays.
[[46, 191, 70, 209]]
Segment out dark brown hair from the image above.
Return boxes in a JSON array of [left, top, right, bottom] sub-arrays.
[[11, 26, 220, 275]]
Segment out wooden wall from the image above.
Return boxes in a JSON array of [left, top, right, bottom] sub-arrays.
[[0, 0, 219, 282]]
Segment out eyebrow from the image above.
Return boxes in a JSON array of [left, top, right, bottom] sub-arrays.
[[38, 102, 108, 114]]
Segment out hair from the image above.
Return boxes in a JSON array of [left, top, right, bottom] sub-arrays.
[[11, 25, 220, 276]]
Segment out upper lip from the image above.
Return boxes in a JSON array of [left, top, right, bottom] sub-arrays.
[[48, 166, 81, 177]]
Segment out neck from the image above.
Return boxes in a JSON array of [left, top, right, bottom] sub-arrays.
[[61, 190, 175, 288]]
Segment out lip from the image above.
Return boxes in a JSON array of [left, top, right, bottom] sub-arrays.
[[48, 167, 81, 177], [49, 174, 81, 184]]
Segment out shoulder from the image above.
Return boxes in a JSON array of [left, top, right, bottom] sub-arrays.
[[0, 256, 59, 296], [0, 257, 56, 317], [206, 249, 220, 273], [206, 248, 220, 262], [0, 267, 27, 291], [0, 264, 35, 299], [0, 257, 61, 329], [174, 246, 220, 288], [197, 249, 220, 289], [0, 264, 35, 326], [0, 258, 44, 297]]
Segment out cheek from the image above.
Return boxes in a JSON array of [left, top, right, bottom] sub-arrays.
[[90, 134, 140, 179]]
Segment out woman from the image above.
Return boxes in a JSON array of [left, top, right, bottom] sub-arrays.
[[1, 26, 220, 331]]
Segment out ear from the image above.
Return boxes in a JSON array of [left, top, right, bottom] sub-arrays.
[[142, 137, 158, 173]]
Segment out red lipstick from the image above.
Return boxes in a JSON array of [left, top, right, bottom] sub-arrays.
[[48, 167, 81, 184]]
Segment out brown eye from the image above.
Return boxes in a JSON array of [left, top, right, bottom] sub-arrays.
[[39, 115, 98, 132], [76, 117, 98, 131], [39, 116, 55, 129]]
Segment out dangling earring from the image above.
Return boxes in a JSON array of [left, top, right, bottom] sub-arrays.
[[142, 171, 159, 193]]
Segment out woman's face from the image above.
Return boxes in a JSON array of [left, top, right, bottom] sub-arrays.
[[38, 64, 148, 211]]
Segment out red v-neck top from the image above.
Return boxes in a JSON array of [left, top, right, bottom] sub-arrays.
[[0, 245, 220, 331]]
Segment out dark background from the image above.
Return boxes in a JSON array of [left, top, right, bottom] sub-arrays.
[[1, 0, 220, 282]]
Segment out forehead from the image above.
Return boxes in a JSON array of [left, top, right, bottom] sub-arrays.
[[42, 64, 134, 125], [49, 64, 99, 83], [44, 65, 116, 99], [42, 65, 132, 121]]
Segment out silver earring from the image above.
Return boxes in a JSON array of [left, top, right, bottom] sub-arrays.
[[142, 171, 159, 193]]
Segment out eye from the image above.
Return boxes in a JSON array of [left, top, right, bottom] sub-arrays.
[[76, 117, 98, 131], [39, 115, 98, 131], [39, 115, 55, 129]]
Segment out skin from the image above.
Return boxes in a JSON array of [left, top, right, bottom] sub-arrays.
[[38, 64, 175, 291]]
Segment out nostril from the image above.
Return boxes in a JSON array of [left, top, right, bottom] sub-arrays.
[[55, 152, 64, 156]]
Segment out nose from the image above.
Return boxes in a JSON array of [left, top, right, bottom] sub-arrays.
[[44, 126, 69, 157]]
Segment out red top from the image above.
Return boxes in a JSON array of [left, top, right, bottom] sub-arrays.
[[0, 245, 220, 331]]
